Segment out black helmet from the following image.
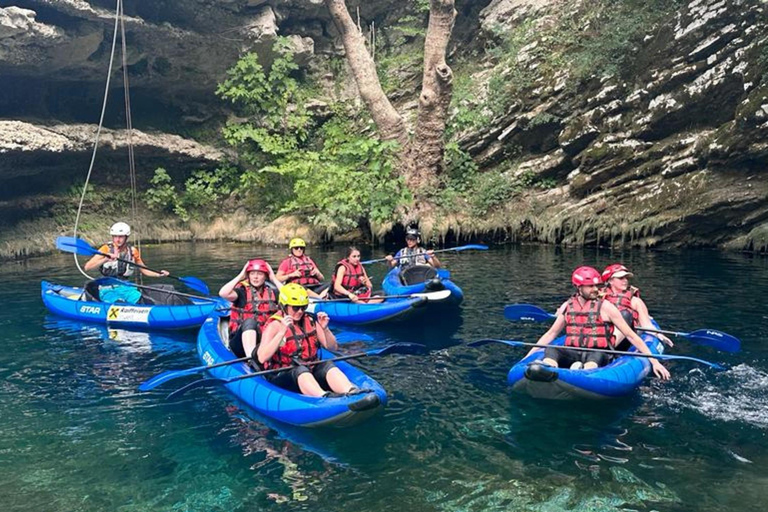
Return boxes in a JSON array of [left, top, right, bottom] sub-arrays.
[[405, 227, 420, 238]]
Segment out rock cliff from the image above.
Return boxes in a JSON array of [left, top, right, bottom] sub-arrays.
[[1, 0, 767, 256]]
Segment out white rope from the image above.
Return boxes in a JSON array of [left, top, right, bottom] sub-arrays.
[[118, 0, 142, 283], [72, 0, 123, 280]]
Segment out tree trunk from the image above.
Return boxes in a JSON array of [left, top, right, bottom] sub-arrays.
[[324, 0, 408, 147], [409, 0, 457, 193]]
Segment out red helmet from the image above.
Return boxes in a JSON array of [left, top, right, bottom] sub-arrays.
[[245, 259, 269, 274], [571, 266, 602, 287], [601, 263, 634, 283]]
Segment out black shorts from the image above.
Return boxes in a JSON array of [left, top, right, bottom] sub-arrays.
[[228, 318, 260, 358], [543, 346, 613, 368], [266, 360, 338, 392]]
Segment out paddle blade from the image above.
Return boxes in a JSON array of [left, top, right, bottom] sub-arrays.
[[369, 343, 427, 356], [452, 244, 489, 251], [412, 289, 451, 301], [686, 329, 741, 353], [166, 378, 221, 400], [503, 305, 556, 322], [178, 276, 210, 295], [335, 331, 375, 344], [56, 236, 99, 256], [139, 369, 196, 392], [467, 338, 526, 349]]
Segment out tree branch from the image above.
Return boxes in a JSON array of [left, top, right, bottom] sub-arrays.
[[410, 0, 456, 191], [324, 0, 407, 146]]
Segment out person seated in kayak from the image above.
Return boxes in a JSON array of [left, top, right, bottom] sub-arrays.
[[330, 246, 384, 303], [525, 266, 671, 380], [83, 222, 169, 304], [257, 283, 365, 397], [276, 238, 327, 295], [601, 263, 673, 350], [385, 227, 441, 269], [219, 259, 282, 360]]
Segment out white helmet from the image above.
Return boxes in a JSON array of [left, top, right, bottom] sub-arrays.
[[109, 222, 131, 237]]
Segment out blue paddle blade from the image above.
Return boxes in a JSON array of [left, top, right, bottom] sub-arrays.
[[503, 305, 555, 322], [452, 244, 488, 251], [56, 236, 100, 256], [685, 329, 741, 353], [177, 276, 209, 295], [335, 331, 375, 344], [468, 338, 525, 349], [139, 369, 194, 392]]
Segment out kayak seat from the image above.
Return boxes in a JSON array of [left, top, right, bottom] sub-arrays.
[[83, 280, 101, 301], [138, 284, 193, 306], [400, 265, 437, 285]]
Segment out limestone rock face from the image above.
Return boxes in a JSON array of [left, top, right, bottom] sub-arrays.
[[460, 0, 768, 250], [1, 0, 768, 253]]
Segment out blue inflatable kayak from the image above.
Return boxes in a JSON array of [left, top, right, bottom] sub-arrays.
[[307, 295, 427, 325], [41, 280, 224, 330], [507, 322, 666, 400], [382, 265, 464, 307], [197, 316, 387, 427]]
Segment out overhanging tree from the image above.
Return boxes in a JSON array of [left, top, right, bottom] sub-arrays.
[[324, 0, 457, 200]]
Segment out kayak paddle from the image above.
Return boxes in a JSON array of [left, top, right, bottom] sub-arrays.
[[503, 304, 741, 353], [310, 289, 452, 303], [166, 343, 427, 400], [468, 339, 728, 371], [361, 244, 489, 265], [138, 330, 375, 392], [56, 236, 209, 294]]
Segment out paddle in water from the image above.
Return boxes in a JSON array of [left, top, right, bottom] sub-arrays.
[[468, 338, 728, 371], [139, 330, 376, 392], [361, 244, 489, 265], [502, 303, 741, 353], [165, 343, 427, 400], [56, 236, 209, 294]]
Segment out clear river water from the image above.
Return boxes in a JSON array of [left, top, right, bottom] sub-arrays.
[[2, 243, 766, 511]]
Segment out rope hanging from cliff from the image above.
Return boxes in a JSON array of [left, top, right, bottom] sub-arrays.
[[118, 0, 142, 261], [72, 0, 123, 280]]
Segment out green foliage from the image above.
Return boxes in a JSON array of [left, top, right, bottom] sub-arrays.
[[469, 172, 516, 216], [146, 167, 238, 222], [214, 38, 410, 231]]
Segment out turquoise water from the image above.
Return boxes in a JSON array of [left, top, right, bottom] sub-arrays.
[[2, 244, 767, 511]]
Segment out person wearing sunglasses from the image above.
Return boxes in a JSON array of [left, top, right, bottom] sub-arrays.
[[601, 263, 673, 350], [276, 238, 326, 293], [256, 283, 364, 397], [385, 227, 441, 269]]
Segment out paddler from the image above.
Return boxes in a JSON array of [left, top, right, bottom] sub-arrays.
[[329, 246, 383, 303], [600, 263, 673, 350], [219, 259, 282, 360], [257, 283, 365, 397], [525, 266, 671, 379], [83, 222, 169, 304], [385, 227, 441, 269], [276, 238, 326, 294]]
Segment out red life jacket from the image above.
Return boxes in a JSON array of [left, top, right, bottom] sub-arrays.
[[228, 281, 278, 334], [333, 259, 371, 299], [564, 296, 613, 349], [262, 313, 320, 370], [285, 255, 320, 286], [603, 288, 640, 326]]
